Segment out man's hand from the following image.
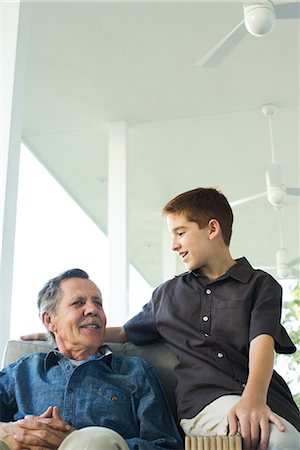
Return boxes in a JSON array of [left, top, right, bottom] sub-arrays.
[[0, 407, 74, 450], [0, 420, 56, 450], [20, 406, 73, 433], [227, 397, 285, 450], [0, 421, 27, 450]]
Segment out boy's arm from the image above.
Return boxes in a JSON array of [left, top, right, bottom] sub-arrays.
[[21, 326, 129, 343], [21, 333, 47, 341], [104, 326, 128, 343], [227, 334, 285, 450]]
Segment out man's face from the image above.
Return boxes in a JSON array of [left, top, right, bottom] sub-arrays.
[[46, 277, 106, 357], [167, 213, 211, 271]]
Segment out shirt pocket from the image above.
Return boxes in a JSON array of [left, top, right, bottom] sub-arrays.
[[89, 386, 134, 426], [214, 298, 250, 348], [97, 386, 132, 404]]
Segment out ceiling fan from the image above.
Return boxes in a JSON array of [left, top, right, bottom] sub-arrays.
[[196, 1, 300, 67], [257, 211, 300, 279], [230, 104, 300, 209]]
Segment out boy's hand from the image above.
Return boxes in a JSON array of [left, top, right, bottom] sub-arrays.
[[227, 397, 285, 450], [20, 333, 48, 341]]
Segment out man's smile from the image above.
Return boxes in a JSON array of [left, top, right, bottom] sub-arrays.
[[79, 321, 101, 329]]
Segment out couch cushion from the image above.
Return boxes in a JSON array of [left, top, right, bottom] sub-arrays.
[[2, 340, 52, 366]]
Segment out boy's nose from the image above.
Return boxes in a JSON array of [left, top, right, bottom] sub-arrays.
[[171, 238, 180, 252]]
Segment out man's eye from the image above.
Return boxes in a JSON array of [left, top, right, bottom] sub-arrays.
[[73, 300, 84, 306], [94, 300, 103, 308]]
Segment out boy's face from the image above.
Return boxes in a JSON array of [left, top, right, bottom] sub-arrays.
[[167, 213, 212, 271]]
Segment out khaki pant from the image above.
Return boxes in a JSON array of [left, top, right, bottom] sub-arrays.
[[0, 427, 130, 450], [180, 395, 300, 450]]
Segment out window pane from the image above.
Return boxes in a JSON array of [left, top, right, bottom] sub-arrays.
[[11, 144, 153, 338], [10, 144, 109, 338]]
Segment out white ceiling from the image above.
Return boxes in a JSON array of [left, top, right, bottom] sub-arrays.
[[18, 1, 299, 286]]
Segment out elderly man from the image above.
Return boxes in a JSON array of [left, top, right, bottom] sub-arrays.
[[0, 269, 182, 450]]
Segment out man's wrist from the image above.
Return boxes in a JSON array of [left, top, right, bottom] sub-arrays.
[[0, 439, 11, 450], [0, 423, 8, 439]]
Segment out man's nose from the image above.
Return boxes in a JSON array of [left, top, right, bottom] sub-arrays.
[[84, 300, 98, 315]]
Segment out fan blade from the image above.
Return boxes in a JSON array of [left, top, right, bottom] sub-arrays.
[[275, 2, 300, 20], [286, 187, 300, 196], [290, 268, 300, 278], [288, 256, 300, 267], [195, 20, 246, 67], [230, 191, 266, 207]]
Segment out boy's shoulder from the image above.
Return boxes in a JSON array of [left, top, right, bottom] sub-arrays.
[[157, 270, 191, 288]]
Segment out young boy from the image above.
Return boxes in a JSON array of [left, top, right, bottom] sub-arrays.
[[106, 187, 300, 450]]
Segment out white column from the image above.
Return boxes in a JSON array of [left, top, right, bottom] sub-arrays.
[[162, 223, 177, 282], [0, 1, 29, 362], [107, 122, 128, 325]]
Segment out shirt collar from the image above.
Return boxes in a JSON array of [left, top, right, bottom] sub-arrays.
[[191, 257, 254, 284], [226, 257, 254, 282], [44, 344, 112, 370]]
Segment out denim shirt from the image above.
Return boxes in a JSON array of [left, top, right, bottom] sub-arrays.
[[0, 347, 182, 450]]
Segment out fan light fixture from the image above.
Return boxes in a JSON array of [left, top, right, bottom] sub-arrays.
[[244, 1, 275, 37], [276, 247, 290, 278]]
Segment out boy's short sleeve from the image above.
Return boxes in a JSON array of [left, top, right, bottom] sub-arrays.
[[249, 273, 296, 354], [124, 295, 161, 345]]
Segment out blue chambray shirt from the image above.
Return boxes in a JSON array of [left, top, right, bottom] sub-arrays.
[[0, 346, 183, 450]]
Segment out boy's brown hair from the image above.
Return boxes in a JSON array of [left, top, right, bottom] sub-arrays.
[[162, 187, 233, 246]]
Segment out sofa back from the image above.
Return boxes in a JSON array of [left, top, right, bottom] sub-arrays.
[[2, 340, 179, 420]]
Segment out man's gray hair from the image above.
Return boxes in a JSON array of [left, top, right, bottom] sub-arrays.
[[38, 268, 89, 341]]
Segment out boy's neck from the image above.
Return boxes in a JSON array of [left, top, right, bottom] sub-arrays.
[[202, 250, 236, 281]]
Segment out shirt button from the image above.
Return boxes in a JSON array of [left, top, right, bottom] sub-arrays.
[[217, 352, 224, 358], [206, 288, 212, 294], [68, 388, 73, 393], [204, 333, 209, 337], [202, 315, 209, 322]]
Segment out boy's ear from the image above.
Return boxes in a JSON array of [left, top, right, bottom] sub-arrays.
[[42, 312, 55, 332], [208, 219, 221, 240]]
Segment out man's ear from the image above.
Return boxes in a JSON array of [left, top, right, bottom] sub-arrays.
[[42, 312, 56, 332], [208, 219, 221, 240]]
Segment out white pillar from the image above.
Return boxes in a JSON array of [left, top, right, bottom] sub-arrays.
[[107, 122, 128, 325], [0, 1, 29, 362], [162, 223, 177, 282]]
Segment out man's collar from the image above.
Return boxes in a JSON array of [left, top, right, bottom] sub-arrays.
[[44, 344, 112, 370]]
